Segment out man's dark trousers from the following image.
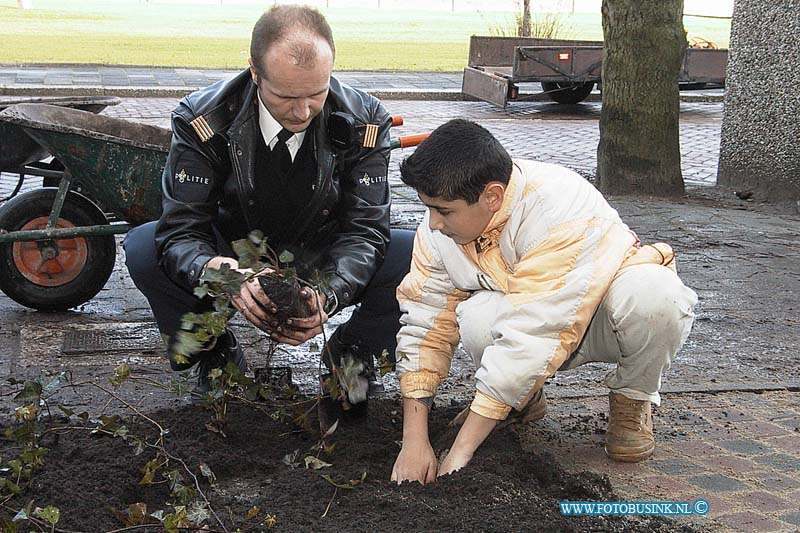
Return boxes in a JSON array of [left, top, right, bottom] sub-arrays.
[[124, 222, 414, 369]]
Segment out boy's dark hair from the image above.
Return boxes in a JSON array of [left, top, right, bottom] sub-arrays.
[[250, 5, 335, 76], [399, 119, 512, 204]]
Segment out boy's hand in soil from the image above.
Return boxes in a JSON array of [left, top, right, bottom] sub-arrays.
[[267, 288, 328, 346], [438, 410, 497, 478], [392, 398, 438, 485]]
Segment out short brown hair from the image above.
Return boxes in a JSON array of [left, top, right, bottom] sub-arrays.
[[250, 5, 335, 76], [400, 119, 512, 204]]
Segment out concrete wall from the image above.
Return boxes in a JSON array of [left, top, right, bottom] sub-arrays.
[[717, 0, 800, 201]]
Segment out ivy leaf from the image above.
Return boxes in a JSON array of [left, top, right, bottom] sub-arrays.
[[17, 447, 47, 470], [13, 381, 42, 403], [130, 437, 145, 457], [263, 513, 277, 529], [282, 449, 300, 469], [13, 405, 37, 422], [304, 456, 332, 470], [186, 501, 210, 525], [12, 505, 29, 521], [248, 229, 265, 245], [232, 238, 260, 270], [172, 330, 205, 361], [43, 372, 68, 395], [193, 285, 210, 299], [114, 503, 149, 526], [198, 463, 216, 485], [244, 383, 262, 402], [111, 363, 131, 386], [139, 458, 161, 485], [95, 415, 124, 434], [162, 507, 189, 533], [199, 263, 247, 296], [32, 506, 60, 526], [278, 250, 295, 264], [166, 470, 196, 506], [320, 471, 367, 490], [377, 349, 393, 377], [3, 480, 22, 495], [322, 419, 339, 440]]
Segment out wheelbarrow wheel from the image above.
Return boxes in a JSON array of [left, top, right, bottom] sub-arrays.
[[0, 188, 116, 311]]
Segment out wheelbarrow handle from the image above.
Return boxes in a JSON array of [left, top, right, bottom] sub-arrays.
[[390, 116, 404, 127], [390, 133, 430, 150]]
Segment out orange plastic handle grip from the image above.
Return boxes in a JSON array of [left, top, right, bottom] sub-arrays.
[[398, 133, 430, 148], [391, 116, 404, 127]]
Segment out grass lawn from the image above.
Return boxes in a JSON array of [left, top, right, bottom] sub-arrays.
[[0, 0, 731, 71]]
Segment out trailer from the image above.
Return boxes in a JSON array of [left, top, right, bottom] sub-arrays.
[[462, 36, 728, 107]]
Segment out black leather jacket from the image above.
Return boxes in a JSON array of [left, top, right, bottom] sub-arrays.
[[154, 69, 392, 314]]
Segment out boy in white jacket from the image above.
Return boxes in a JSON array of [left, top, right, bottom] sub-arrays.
[[391, 119, 697, 485]]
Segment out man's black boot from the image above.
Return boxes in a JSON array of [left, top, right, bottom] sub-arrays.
[[366, 368, 386, 395], [193, 329, 248, 399]]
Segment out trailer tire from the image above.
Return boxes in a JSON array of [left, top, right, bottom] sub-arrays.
[[0, 188, 116, 311], [541, 81, 595, 104]]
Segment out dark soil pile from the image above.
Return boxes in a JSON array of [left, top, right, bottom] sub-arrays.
[[0, 399, 695, 532]]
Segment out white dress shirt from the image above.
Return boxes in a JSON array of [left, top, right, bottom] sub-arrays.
[[257, 94, 305, 162]]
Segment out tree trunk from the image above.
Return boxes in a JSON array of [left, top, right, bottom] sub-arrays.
[[520, 0, 532, 37], [596, 0, 686, 196]]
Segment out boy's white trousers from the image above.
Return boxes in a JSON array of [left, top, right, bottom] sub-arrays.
[[457, 264, 698, 406]]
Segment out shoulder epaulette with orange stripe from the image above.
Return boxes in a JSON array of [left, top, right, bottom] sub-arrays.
[[188, 103, 230, 143]]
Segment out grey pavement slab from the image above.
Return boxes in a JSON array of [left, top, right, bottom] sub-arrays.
[[0, 66, 464, 93]]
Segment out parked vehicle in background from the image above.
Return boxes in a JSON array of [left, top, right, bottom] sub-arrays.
[[462, 36, 728, 107]]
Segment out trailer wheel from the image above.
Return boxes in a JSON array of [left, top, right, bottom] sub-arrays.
[[0, 188, 116, 311], [541, 81, 595, 104]]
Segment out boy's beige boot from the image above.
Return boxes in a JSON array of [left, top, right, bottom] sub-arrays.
[[450, 388, 547, 428], [517, 388, 547, 422], [498, 388, 547, 428], [605, 392, 654, 462]]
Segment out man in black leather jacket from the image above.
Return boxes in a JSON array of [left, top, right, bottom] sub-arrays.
[[124, 5, 413, 403]]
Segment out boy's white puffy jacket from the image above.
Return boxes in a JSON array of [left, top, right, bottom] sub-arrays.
[[395, 159, 678, 420]]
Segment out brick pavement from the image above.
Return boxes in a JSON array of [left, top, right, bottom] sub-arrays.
[[0, 98, 723, 201], [106, 98, 723, 186], [519, 390, 800, 532]]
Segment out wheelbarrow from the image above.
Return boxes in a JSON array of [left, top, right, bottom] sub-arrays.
[[0, 96, 121, 202], [0, 103, 170, 310], [0, 103, 428, 312]]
